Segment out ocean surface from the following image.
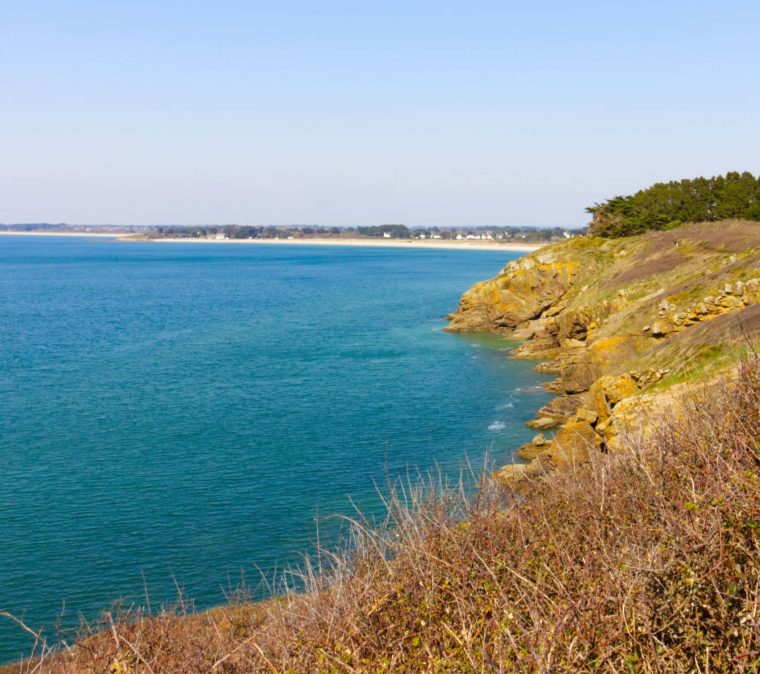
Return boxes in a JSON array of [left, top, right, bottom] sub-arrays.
[[0, 236, 550, 661]]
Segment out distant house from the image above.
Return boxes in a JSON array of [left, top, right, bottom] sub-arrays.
[[456, 234, 464, 240], [215, 232, 228, 240], [383, 232, 392, 238]]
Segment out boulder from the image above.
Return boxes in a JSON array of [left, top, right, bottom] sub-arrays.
[[531, 393, 585, 426], [555, 306, 594, 341], [496, 458, 548, 489], [603, 374, 639, 405], [547, 420, 603, 466], [651, 320, 675, 337], [575, 407, 598, 424], [718, 295, 744, 310], [588, 373, 639, 424], [516, 438, 550, 460], [534, 360, 562, 374], [555, 341, 595, 394], [526, 416, 559, 430]]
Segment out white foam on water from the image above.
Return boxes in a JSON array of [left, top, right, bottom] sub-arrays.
[[488, 421, 506, 431]]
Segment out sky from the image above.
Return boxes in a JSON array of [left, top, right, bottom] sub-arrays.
[[1, 1, 759, 228]]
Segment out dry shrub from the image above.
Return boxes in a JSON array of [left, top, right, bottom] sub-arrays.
[[4, 357, 759, 673]]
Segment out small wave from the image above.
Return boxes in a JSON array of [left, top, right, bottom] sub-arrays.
[[514, 385, 544, 393], [496, 401, 514, 410], [488, 421, 506, 431]]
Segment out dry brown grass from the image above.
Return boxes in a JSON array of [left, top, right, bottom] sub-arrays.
[[4, 357, 760, 673]]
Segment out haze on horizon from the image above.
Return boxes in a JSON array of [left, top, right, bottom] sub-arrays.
[[1, 1, 758, 229]]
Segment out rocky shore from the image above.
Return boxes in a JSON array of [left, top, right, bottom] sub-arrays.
[[446, 220, 760, 486]]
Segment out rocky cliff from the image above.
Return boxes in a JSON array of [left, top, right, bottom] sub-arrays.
[[447, 220, 760, 485]]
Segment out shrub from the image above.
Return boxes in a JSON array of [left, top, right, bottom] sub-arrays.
[[587, 172, 760, 237]]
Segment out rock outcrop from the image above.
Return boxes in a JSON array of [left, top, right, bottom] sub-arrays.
[[446, 253, 582, 332], [449, 220, 760, 487]]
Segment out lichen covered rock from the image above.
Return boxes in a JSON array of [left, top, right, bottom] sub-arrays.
[[547, 420, 602, 466], [448, 221, 760, 485], [446, 254, 580, 333]]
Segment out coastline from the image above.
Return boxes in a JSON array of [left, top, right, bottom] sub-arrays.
[[126, 236, 544, 252], [0, 230, 544, 252], [0, 231, 120, 238]]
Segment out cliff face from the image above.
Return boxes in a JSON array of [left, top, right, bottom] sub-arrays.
[[445, 253, 582, 332], [447, 220, 760, 483]]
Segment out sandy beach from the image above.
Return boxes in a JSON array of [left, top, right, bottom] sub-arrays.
[[0, 230, 544, 252]]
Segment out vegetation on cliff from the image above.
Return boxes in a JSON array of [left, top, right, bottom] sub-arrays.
[[587, 172, 760, 237], [447, 219, 760, 478]]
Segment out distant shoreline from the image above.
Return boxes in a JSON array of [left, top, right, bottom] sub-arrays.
[[0, 230, 545, 252], [134, 236, 544, 252], [0, 231, 121, 238]]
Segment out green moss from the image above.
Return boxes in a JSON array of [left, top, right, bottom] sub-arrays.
[[647, 343, 748, 390]]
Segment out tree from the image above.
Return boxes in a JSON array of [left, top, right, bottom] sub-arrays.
[[587, 172, 760, 237]]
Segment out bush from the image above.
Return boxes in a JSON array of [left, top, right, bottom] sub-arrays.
[[587, 172, 760, 237]]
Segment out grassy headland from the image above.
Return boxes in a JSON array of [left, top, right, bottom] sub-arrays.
[[446, 219, 760, 487]]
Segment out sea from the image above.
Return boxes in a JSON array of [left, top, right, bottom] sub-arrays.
[[0, 235, 550, 661]]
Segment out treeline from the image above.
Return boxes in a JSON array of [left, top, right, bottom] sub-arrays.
[[153, 225, 342, 239], [587, 171, 760, 237], [0, 223, 145, 233], [151, 224, 576, 241], [0, 222, 577, 242], [356, 224, 411, 238]]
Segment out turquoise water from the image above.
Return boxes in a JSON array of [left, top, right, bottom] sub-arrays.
[[0, 236, 550, 661]]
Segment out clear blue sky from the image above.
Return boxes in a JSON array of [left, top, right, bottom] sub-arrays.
[[1, 1, 758, 227]]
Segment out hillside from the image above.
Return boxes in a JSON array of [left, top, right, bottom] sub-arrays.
[[447, 219, 760, 485], [3, 221, 759, 673]]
